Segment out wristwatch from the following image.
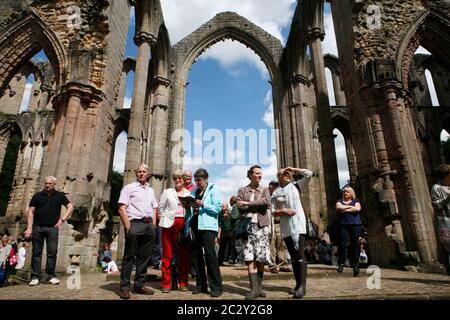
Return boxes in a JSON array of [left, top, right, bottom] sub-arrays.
[[61, 218, 66, 223]]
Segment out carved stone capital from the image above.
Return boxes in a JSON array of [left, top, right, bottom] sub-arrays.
[[306, 27, 325, 42], [290, 74, 312, 87], [149, 173, 167, 181], [52, 82, 105, 109], [134, 32, 157, 46], [152, 76, 171, 89]]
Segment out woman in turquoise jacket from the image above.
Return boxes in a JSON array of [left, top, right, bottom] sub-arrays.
[[184, 168, 223, 297]]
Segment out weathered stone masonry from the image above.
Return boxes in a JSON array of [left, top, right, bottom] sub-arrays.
[[0, 0, 449, 273]]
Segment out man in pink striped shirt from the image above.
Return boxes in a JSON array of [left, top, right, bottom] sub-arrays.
[[118, 163, 158, 299]]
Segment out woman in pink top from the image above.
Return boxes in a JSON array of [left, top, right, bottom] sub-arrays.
[[158, 170, 191, 293]]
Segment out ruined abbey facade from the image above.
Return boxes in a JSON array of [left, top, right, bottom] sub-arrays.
[[0, 0, 449, 273]]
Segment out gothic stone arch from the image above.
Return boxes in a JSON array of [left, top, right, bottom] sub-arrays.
[[0, 8, 66, 96], [167, 11, 283, 174]]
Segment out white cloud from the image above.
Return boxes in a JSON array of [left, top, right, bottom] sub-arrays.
[[214, 154, 278, 203], [199, 40, 268, 78], [123, 96, 132, 109], [160, 0, 295, 78], [414, 47, 439, 107], [19, 82, 33, 113], [415, 46, 431, 55], [322, 12, 338, 56], [424, 70, 440, 107], [325, 67, 336, 106], [161, 0, 295, 44], [226, 149, 245, 163], [262, 90, 274, 128], [113, 132, 128, 173], [334, 129, 350, 188]]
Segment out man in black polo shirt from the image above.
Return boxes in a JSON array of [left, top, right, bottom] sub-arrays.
[[24, 176, 73, 286]]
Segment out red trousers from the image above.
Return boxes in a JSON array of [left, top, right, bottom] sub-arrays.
[[161, 217, 189, 289]]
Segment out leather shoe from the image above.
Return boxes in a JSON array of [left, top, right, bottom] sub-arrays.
[[119, 289, 130, 299], [133, 286, 155, 295], [337, 264, 344, 273], [192, 286, 208, 294], [210, 291, 223, 298], [353, 266, 360, 277]]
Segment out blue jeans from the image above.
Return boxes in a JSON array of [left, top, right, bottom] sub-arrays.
[[31, 226, 59, 280]]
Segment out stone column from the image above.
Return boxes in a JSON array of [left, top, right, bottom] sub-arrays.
[[332, 69, 346, 106], [37, 85, 52, 112], [116, 70, 127, 110], [308, 30, 340, 223], [147, 76, 170, 196], [38, 82, 108, 272], [123, 33, 154, 185], [344, 138, 358, 184], [381, 80, 437, 264]]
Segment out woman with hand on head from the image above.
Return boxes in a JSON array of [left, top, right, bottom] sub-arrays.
[[271, 167, 313, 299]]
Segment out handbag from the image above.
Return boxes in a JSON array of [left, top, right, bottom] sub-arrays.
[[178, 226, 195, 245], [234, 217, 251, 240], [306, 218, 319, 239], [0, 266, 5, 284], [359, 249, 369, 264], [437, 215, 450, 251]]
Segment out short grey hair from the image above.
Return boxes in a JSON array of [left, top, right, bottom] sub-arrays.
[[45, 176, 57, 183], [136, 163, 150, 172], [194, 168, 209, 180]]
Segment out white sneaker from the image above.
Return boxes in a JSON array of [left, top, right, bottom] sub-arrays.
[[29, 279, 39, 286], [48, 277, 60, 285]]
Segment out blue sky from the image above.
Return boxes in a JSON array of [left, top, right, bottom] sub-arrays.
[[27, 1, 442, 203]]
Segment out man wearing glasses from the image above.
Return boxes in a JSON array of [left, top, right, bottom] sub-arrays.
[[183, 170, 195, 192]]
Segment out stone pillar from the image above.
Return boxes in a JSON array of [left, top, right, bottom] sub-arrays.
[[38, 82, 109, 272], [147, 76, 170, 196], [123, 33, 154, 185], [37, 85, 51, 111], [308, 30, 340, 223], [116, 70, 127, 110], [344, 138, 358, 184], [332, 69, 346, 106], [380, 81, 437, 264]]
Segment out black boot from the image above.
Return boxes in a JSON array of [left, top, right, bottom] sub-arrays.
[[257, 271, 266, 297], [289, 262, 298, 295], [245, 273, 259, 300], [293, 261, 307, 299], [352, 265, 360, 277]]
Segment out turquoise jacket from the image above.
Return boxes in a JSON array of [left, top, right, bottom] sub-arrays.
[[185, 183, 222, 232]]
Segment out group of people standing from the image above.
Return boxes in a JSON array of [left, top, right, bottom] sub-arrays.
[[116, 163, 329, 300], [19, 160, 450, 300]]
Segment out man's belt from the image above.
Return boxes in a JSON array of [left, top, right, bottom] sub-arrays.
[[132, 217, 153, 224]]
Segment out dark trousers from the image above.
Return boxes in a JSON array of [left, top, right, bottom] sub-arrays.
[[191, 229, 223, 293], [338, 224, 361, 267], [284, 234, 306, 262], [120, 220, 156, 290], [31, 226, 59, 280], [218, 231, 233, 264]]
